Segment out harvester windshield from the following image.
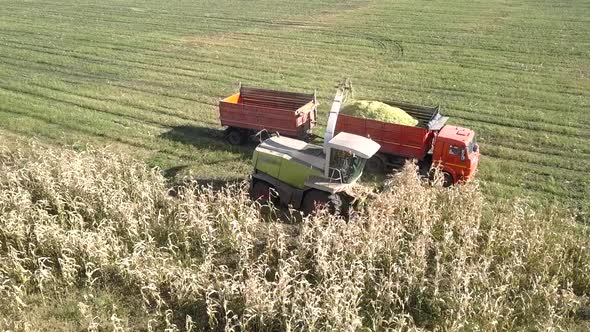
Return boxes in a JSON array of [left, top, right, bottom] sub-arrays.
[[328, 149, 366, 183]]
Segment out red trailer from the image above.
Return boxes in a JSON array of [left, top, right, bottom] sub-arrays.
[[335, 101, 479, 186], [219, 86, 317, 144]]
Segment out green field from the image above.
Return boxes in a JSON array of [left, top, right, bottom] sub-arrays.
[[1, 0, 589, 216]]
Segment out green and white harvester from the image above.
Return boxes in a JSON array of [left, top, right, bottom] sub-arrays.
[[249, 82, 380, 215]]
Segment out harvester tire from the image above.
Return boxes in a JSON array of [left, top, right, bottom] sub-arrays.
[[227, 128, 246, 145], [365, 155, 385, 174], [250, 181, 278, 206], [302, 190, 341, 215]]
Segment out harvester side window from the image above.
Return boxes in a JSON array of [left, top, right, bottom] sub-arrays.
[[328, 149, 367, 183]]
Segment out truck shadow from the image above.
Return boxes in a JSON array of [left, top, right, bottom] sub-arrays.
[[159, 124, 258, 172], [160, 125, 258, 155]]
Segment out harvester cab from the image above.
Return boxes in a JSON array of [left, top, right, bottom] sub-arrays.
[[250, 80, 380, 215]]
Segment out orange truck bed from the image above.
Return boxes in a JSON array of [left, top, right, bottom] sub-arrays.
[[335, 101, 447, 160]]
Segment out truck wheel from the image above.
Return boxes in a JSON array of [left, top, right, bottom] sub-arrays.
[[442, 172, 454, 187], [226, 128, 246, 145], [250, 181, 278, 205], [428, 169, 453, 187], [365, 155, 385, 174], [302, 190, 341, 215]]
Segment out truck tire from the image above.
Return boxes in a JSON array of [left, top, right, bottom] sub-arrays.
[[428, 169, 454, 187], [365, 155, 385, 174], [226, 128, 246, 145], [250, 181, 278, 206], [302, 190, 342, 215], [442, 172, 454, 187]]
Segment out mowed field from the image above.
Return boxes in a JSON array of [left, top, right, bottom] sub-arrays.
[[1, 0, 589, 216]]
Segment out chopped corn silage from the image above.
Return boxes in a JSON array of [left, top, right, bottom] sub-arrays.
[[342, 100, 419, 126]]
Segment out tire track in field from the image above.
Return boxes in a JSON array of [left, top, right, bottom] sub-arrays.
[[3, 15, 588, 123], [450, 111, 589, 139], [5, 34, 587, 129], [451, 105, 590, 131], [0, 40, 324, 99], [6, 21, 586, 87], [475, 125, 590, 156], [490, 140, 590, 161], [0, 103, 253, 167], [6, 37, 588, 153], [5, 1, 590, 68], [0, 84, 171, 130], [0, 105, 166, 157], [481, 145, 589, 175], [356, 80, 590, 131], [480, 157, 588, 200], [0, 54, 221, 98], [27, 82, 218, 126], [360, 79, 589, 119], [0, 39, 316, 85], [3, 21, 588, 97], [0, 53, 314, 113], [482, 179, 587, 202], [12, 4, 590, 62]]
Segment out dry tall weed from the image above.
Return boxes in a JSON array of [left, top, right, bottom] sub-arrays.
[[0, 143, 588, 331]]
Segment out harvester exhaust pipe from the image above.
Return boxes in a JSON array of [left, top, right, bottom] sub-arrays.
[[324, 79, 352, 153]]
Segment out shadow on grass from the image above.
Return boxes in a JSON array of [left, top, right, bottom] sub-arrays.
[[159, 124, 255, 190], [159, 125, 307, 224], [159, 125, 257, 159]]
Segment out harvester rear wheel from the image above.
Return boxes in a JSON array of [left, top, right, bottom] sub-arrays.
[[250, 181, 278, 206], [302, 190, 341, 215], [365, 155, 385, 174]]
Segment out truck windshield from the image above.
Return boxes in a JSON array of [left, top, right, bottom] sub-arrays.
[[328, 149, 367, 183], [467, 136, 477, 154]]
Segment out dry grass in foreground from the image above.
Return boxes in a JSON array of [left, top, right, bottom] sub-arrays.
[[0, 143, 589, 331]]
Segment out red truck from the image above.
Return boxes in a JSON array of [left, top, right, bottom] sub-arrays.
[[219, 86, 317, 144], [218, 84, 479, 186], [335, 100, 479, 186]]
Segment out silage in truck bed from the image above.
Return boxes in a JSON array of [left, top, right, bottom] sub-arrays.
[[342, 100, 419, 126]]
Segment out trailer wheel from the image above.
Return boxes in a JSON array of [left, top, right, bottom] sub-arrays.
[[365, 155, 385, 174], [250, 181, 278, 205], [302, 190, 341, 215], [227, 128, 246, 145]]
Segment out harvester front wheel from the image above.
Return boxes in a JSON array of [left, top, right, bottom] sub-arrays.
[[365, 155, 385, 174], [302, 190, 341, 215], [226, 128, 247, 145], [250, 181, 278, 206]]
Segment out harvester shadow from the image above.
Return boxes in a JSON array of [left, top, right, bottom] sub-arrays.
[[160, 125, 305, 224], [167, 177, 303, 224]]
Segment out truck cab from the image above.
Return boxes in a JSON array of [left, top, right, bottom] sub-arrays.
[[432, 125, 479, 185]]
